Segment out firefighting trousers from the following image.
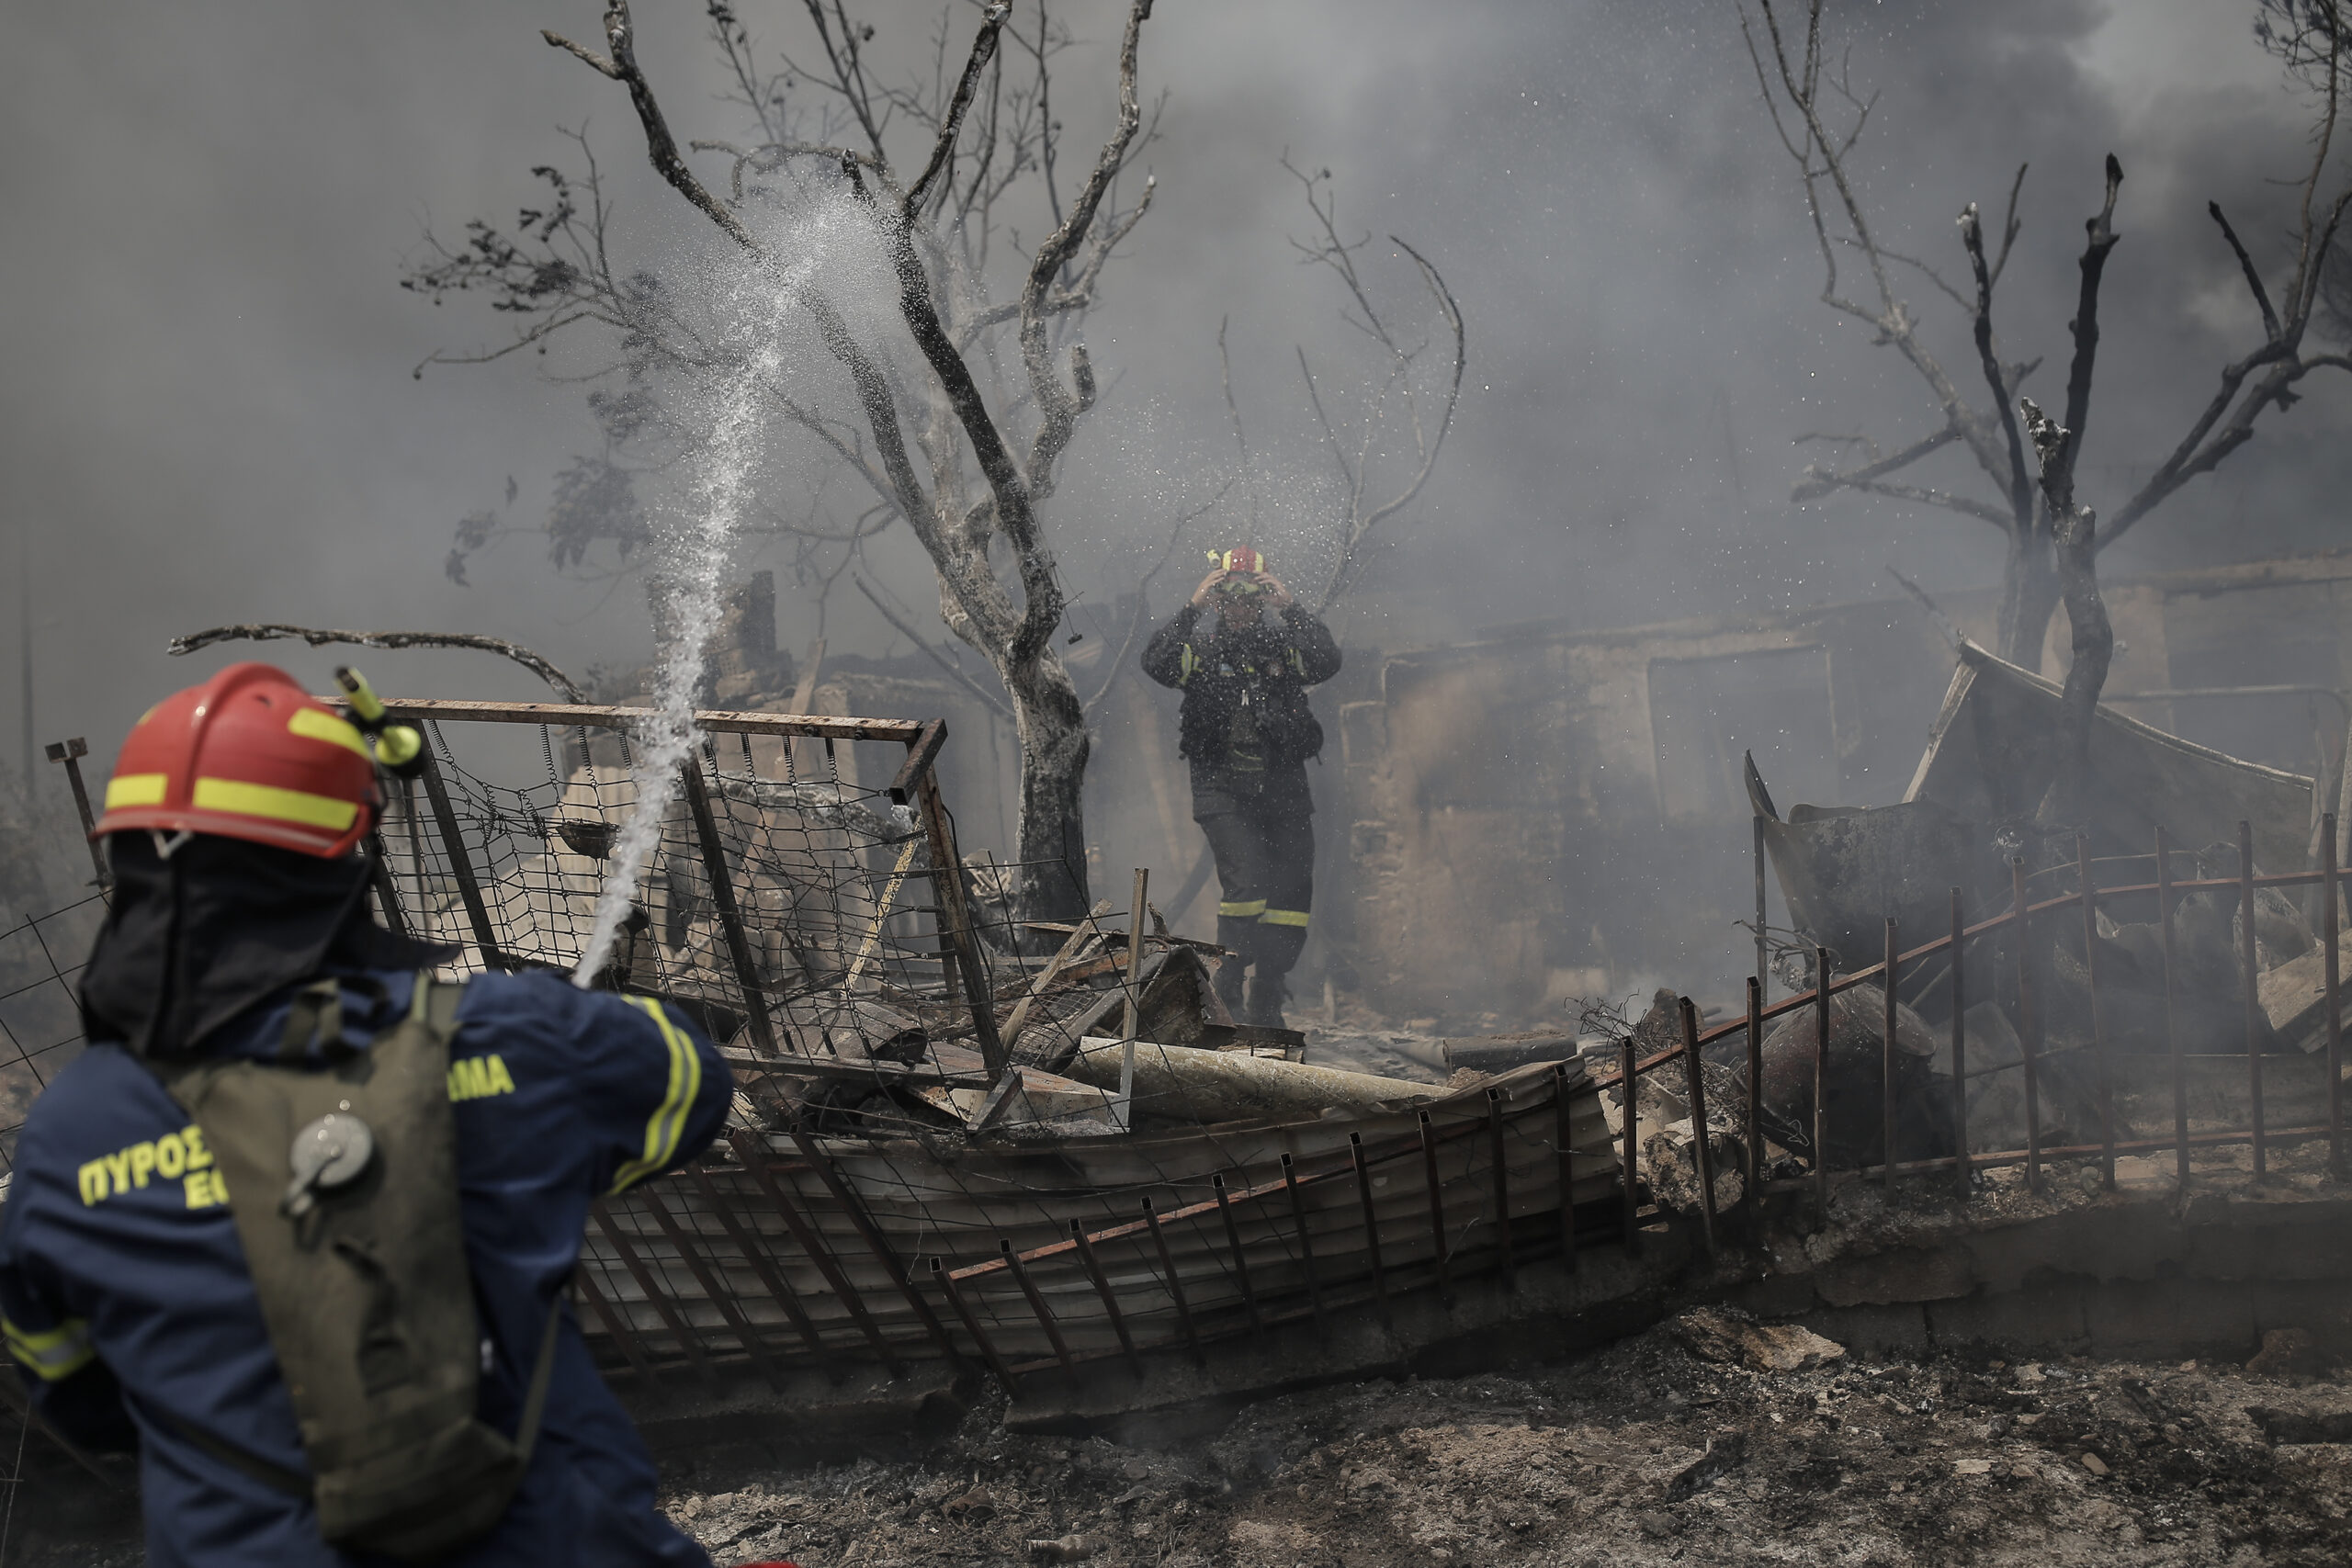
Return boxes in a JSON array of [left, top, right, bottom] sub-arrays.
[[1192, 777, 1315, 986]]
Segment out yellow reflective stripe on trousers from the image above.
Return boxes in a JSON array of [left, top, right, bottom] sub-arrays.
[[1258, 908, 1312, 928], [4, 1315, 96, 1382], [609, 997, 701, 1193], [1218, 899, 1267, 918]]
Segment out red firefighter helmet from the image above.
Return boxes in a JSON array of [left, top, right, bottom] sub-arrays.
[[94, 662, 382, 857]]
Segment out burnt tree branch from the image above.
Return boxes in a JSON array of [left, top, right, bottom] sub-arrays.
[[167, 626, 585, 703]]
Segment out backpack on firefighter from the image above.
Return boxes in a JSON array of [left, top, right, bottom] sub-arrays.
[[152, 970, 559, 1562]]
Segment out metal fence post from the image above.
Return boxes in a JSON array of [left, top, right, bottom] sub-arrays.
[[2241, 819, 2267, 1180], [678, 758, 779, 1056], [2011, 857, 2043, 1195], [2077, 835, 2113, 1190], [1951, 889, 1970, 1198]]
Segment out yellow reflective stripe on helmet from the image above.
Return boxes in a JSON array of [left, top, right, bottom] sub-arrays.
[[1218, 899, 1267, 918], [4, 1315, 96, 1382], [288, 706, 372, 761], [609, 997, 701, 1193], [1258, 908, 1312, 928], [104, 773, 168, 809], [189, 778, 360, 831]]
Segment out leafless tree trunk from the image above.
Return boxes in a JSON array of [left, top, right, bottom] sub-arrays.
[[1744, 0, 2352, 672], [427, 0, 1161, 924]]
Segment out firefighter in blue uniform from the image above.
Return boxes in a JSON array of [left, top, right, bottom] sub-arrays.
[[1142, 548, 1342, 1027], [0, 663, 737, 1567]]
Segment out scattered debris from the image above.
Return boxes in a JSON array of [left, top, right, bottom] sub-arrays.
[[1669, 1307, 1848, 1374]]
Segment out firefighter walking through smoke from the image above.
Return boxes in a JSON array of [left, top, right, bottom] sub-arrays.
[[0, 662, 747, 1567], [1143, 548, 1342, 1027]]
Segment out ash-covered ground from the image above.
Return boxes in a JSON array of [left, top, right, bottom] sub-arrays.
[[654, 1325, 2352, 1568], [8, 1303, 2352, 1565]]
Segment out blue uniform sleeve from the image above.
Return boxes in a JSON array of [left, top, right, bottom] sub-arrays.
[[0, 1212, 137, 1452], [567, 988, 735, 1195]]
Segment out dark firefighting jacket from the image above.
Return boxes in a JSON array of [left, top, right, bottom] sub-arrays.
[[1141, 604, 1342, 774], [0, 965, 730, 1568]]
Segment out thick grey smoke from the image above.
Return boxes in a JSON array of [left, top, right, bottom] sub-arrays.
[[5, 0, 2344, 827]]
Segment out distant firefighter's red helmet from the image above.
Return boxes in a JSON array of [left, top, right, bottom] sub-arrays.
[[94, 662, 382, 858]]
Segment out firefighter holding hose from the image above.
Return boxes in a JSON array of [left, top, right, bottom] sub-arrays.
[[1143, 548, 1343, 1027], [0, 662, 742, 1566]]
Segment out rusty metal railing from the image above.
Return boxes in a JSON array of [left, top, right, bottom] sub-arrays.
[[1612, 814, 2348, 1252]]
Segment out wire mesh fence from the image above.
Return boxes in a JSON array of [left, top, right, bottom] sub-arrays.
[[350, 698, 1627, 1387], [0, 895, 107, 1193]]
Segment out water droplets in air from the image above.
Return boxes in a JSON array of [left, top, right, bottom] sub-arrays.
[[572, 196, 875, 987]]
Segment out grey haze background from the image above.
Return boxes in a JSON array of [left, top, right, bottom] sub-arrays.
[[5, 0, 2346, 812]]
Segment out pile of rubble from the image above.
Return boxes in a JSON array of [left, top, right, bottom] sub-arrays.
[[634, 1314, 2352, 1568]]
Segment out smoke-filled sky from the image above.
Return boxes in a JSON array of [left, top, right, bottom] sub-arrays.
[[5, 0, 2346, 789]]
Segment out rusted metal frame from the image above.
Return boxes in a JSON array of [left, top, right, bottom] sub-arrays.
[[573, 1263, 658, 1384], [786, 1125, 967, 1365], [1620, 1033, 1642, 1256], [1881, 921, 1899, 1190], [1069, 1220, 1143, 1376], [887, 718, 948, 805], [1350, 1134, 1396, 1327], [2073, 836, 2114, 1190], [1814, 948, 1834, 1212], [361, 695, 925, 744], [2010, 858, 2045, 1194], [1210, 1174, 1266, 1333], [912, 773, 1009, 1079], [636, 1185, 785, 1391], [1281, 1153, 1329, 1323], [688, 1164, 834, 1369], [1140, 1197, 1205, 1365], [364, 831, 411, 941], [930, 1258, 1022, 1395], [1416, 1111, 1455, 1306], [1551, 1066, 1581, 1271], [945, 1165, 1324, 1286], [416, 746, 508, 970], [677, 759, 781, 1056], [727, 1132, 903, 1373], [1000, 1238, 1076, 1375], [2326, 813, 2345, 1179], [1951, 888, 1970, 1196], [1676, 999, 1718, 1257], [1767, 1121, 2350, 1192], [43, 739, 109, 894], [944, 1115, 1506, 1296], [592, 1202, 712, 1377], [1484, 1090, 1516, 1290], [2240, 819, 2267, 1180], [1679, 870, 2322, 1062], [2159, 829, 2189, 1187], [1668, 864, 2342, 1071]]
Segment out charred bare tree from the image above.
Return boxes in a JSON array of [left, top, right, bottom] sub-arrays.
[[407, 0, 1164, 923], [1741, 0, 2352, 671], [1272, 160, 1467, 615], [2018, 397, 2109, 831]]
